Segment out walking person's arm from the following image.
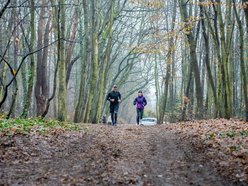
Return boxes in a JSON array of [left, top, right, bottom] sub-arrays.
[[106, 93, 114, 102], [118, 92, 122, 103], [106, 93, 110, 101], [143, 97, 147, 106], [133, 98, 137, 105]]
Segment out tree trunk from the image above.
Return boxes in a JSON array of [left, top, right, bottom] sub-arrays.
[[215, 0, 233, 119], [94, 0, 115, 123], [203, 3, 224, 117], [155, 54, 160, 122], [34, 1, 46, 117], [74, 0, 89, 123], [199, 2, 218, 117], [179, 0, 203, 119], [8, 1, 19, 118], [157, 0, 177, 124], [88, 0, 99, 123], [66, 9, 78, 86], [234, 0, 248, 121], [57, 0, 67, 121], [0, 64, 7, 109], [242, 0, 248, 32]]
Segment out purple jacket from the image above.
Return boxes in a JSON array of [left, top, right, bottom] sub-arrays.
[[133, 96, 147, 110]]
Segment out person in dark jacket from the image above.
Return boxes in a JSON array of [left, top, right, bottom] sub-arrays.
[[106, 85, 121, 126], [133, 90, 147, 125]]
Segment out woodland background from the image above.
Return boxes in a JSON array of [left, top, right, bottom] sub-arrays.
[[0, 0, 248, 123]]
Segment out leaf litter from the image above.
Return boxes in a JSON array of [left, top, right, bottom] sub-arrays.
[[165, 119, 248, 184], [0, 118, 247, 185]]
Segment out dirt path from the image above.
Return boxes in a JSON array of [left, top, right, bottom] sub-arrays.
[[0, 124, 243, 185]]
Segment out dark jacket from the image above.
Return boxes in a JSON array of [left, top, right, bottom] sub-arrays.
[[133, 96, 147, 110], [106, 91, 121, 105]]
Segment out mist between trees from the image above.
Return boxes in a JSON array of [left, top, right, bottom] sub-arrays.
[[0, 0, 247, 123]]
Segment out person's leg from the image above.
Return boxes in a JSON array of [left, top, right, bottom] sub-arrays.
[[137, 109, 142, 125], [111, 113, 114, 125], [110, 106, 115, 125], [114, 112, 117, 125], [140, 109, 144, 120], [114, 104, 119, 125], [136, 109, 139, 125]]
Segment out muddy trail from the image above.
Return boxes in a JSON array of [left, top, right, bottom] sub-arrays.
[[0, 124, 245, 186]]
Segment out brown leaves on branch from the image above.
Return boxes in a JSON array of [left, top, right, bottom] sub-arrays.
[[128, 0, 164, 9]]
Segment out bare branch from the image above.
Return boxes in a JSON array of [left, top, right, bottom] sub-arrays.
[[0, 0, 11, 19]]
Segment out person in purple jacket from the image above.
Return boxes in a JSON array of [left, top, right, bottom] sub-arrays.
[[133, 90, 147, 125]]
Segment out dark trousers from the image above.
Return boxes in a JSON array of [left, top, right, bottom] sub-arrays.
[[136, 108, 144, 124], [111, 113, 117, 125], [110, 104, 119, 125]]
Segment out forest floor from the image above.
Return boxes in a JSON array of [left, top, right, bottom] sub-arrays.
[[0, 119, 248, 186]]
